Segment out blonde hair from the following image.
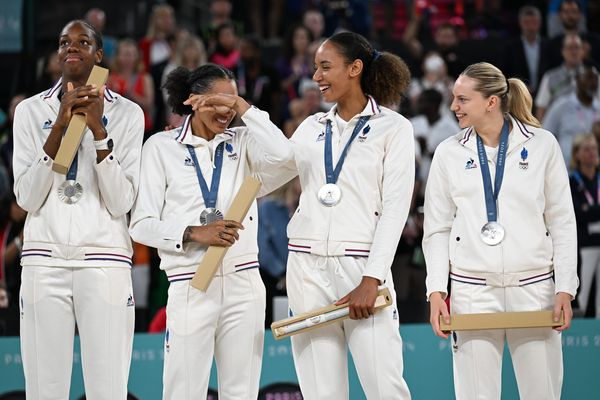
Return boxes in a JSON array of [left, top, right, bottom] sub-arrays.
[[461, 62, 541, 128], [146, 4, 174, 38], [570, 133, 598, 170]]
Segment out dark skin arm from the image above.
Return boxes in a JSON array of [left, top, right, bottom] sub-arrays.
[[43, 82, 110, 163], [183, 219, 245, 247], [335, 276, 381, 320]]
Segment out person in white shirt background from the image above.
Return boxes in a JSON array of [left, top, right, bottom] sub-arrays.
[[424, 62, 577, 400], [129, 63, 296, 400], [286, 31, 414, 399], [13, 20, 144, 400]]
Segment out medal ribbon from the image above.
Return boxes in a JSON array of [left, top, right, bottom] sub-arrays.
[[572, 171, 600, 206], [186, 142, 224, 209], [324, 115, 370, 184], [66, 152, 79, 181], [476, 119, 509, 222]]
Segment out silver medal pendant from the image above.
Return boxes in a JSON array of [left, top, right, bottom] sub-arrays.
[[57, 180, 83, 204], [480, 221, 505, 246], [317, 183, 342, 207], [200, 208, 224, 225]]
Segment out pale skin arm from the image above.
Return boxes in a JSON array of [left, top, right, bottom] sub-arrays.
[[553, 292, 573, 331], [428, 291, 450, 339]]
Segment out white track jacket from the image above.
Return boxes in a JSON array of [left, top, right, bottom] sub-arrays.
[[129, 107, 296, 281], [423, 115, 578, 298], [287, 97, 416, 283], [13, 80, 144, 267]]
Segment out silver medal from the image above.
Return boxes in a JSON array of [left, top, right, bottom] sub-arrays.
[[480, 221, 505, 246], [317, 183, 342, 207], [57, 180, 83, 204], [200, 208, 223, 225]]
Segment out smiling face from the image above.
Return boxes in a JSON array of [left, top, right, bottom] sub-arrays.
[[192, 78, 238, 136], [312, 40, 358, 104], [58, 21, 102, 82], [450, 75, 495, 129]]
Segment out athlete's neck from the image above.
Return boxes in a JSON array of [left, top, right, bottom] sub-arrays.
[[191, 114, 216, 141], [475, 114, 507, 147], [336, 92, 368, 122]]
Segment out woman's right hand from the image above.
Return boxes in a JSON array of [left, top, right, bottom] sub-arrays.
[[184, 220, 244, 247], [429, 291, 451, 338]]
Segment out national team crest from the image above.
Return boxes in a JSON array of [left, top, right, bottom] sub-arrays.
[[226, 142, 238, 160], [519, 147, 529, 170], [358, 125, 371, 142]]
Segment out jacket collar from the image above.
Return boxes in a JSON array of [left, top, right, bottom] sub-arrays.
[[175, 114, 235, 147], [458, 114, 534, 154], [41, 77, 118, 106], [317, 95, 382, 124]]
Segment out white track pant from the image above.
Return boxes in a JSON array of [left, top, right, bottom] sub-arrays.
[[286, 252, 411, 400], [578, 247, 600, 317], [20, 266, 135, 400], [450, 278, 563, 400], [163, 268, 266, 400]]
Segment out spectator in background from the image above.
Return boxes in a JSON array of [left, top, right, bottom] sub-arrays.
[[543, 64, 600, 164], [161, 33, 208, 126], [570, 133, 600, 318], [248, 0, 284, 39], [547, 0, 600, 69], [408, 52, 454, 114], [502, 5, 549, 97], [85, 8, 117, 63], [303, 8, 326, 42], [277, 25, 314, 106], [283, 80, 326, 137], [536, 33, 586, 120], [0, 194, 26, 304], [36, 51, 62, 93], [593, 119, 600, 148], [108, 39, 155, 134], [209, 22, 240, 70], [410, 89, 459, 186], [139, 3, 176, 71], [233, 35, 281, 122], [0, 93, 26, 183]]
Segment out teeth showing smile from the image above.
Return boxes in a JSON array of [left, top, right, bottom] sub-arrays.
[[319, 85, 330, 93], [216, 117, 228, 124]]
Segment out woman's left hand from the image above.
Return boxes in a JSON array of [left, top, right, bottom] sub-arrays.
[[335, 276, 380, 320], [553, 292, 573, 331]]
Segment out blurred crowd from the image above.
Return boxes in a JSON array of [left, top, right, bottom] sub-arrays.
[[1, 0, 600, 334]]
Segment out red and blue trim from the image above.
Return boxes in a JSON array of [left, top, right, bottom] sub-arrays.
[[21, 248, 52, 258], [235, 260, 259, 272], [519, 270, 554, 286], [449, 271, 486, 286], [175, 115, 192, 143], [167, 271, 196, 283], [288, 243, 311, 254], [345, 248, 370, 257], [459, 127, 473, 145], [84, 252, 132, 266]]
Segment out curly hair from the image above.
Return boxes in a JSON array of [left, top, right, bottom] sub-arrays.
[[326, 32, 410, 106], [163, 63, 235, 115]]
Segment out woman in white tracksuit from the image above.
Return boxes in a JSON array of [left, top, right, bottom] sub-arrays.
[[286, 32, 413, 399], [129, 64, 296, 399], [424, 62, 578, 400]]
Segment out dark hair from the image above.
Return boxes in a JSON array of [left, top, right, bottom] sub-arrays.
[[560, 0, 581, 12], [283, 24, 313, 60], [163, 63, 235, 115], [326, 32, 410, 106], [62, 19, 103, 50], [214, 22, 237, 53]]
